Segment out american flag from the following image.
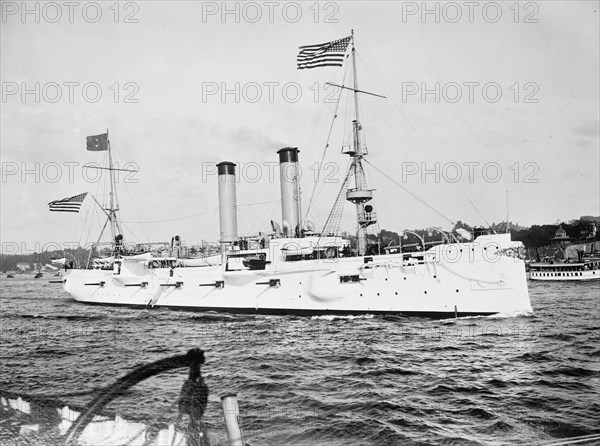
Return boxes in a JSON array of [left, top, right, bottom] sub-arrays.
[[297, 36, 351, 70], [48, 192, 88, 213]]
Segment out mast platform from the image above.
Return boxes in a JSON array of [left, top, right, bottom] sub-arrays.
[[346, 189, 374, 203]]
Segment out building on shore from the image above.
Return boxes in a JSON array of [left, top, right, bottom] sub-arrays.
[[16, 262, 31, 272]]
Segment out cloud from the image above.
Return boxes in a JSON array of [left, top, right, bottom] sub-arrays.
[[572, 121, 600, 148], [573, 121, 600, 138], [204, 125, 289, 160]]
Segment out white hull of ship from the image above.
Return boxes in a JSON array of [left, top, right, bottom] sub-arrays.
[[64, 235, 532, 316]]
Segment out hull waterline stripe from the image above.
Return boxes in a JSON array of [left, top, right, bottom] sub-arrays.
[[71, 301, 498, 318]]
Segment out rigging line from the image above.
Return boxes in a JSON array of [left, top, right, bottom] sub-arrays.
[[318, 168, 353, 243], [78, 209, 90, 247], [221, 197, 281, 235], [88, 216, 110, 266], [237, 199, 280, 207], [458, 189, 493, 228], [121, 200, 281, 225], [238, 197, 283, 235], [85, 205, 100, 250], [309, 153, 351, 223], [123, 182, 150, 243], [363, 158, 455, 226], [304, 61, 351, 221], [122, 208, 219, 224], [355, 50, 491, 228], [301, 62, 347, 201], [118, 220, 144, 245], [82, 206, 98, 268], [188, 198, 218, 238], [189, 214, 217, 246]]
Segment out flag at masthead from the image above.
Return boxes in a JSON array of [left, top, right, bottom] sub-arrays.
[[86, 133, 108, 151], [297, 35, 351, 70]]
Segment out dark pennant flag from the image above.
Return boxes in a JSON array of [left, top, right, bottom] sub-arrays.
[[48, 192, 88, 213], [86, 133, 108, 151], [297, 36, 351, 70]]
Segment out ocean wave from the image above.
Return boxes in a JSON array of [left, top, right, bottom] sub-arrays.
[[0, 279, 597, 445], [310, 314, 375, 321]]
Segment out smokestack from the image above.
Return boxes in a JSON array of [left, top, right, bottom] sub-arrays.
[[278, 147, 301, 238], [217, 161, 238, 243]]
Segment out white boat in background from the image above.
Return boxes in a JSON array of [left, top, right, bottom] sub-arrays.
[[51, 258, 67, 267], [529, 259, 600, 281], [60, 33, 533, 317]]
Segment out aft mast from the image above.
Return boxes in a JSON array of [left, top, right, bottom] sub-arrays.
[[85, 129, 133, 257], [106, 129, 123, 243]]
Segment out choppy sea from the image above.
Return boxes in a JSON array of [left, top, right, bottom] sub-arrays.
[[0, 276, 599, 445]]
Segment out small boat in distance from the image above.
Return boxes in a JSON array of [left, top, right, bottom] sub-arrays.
[[529, 259, 600, 281]]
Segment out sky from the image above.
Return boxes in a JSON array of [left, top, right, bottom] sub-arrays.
[[1, 1, 599, 252]]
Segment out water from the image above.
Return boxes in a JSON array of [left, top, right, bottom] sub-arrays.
[[1, 276, 599, 445]]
